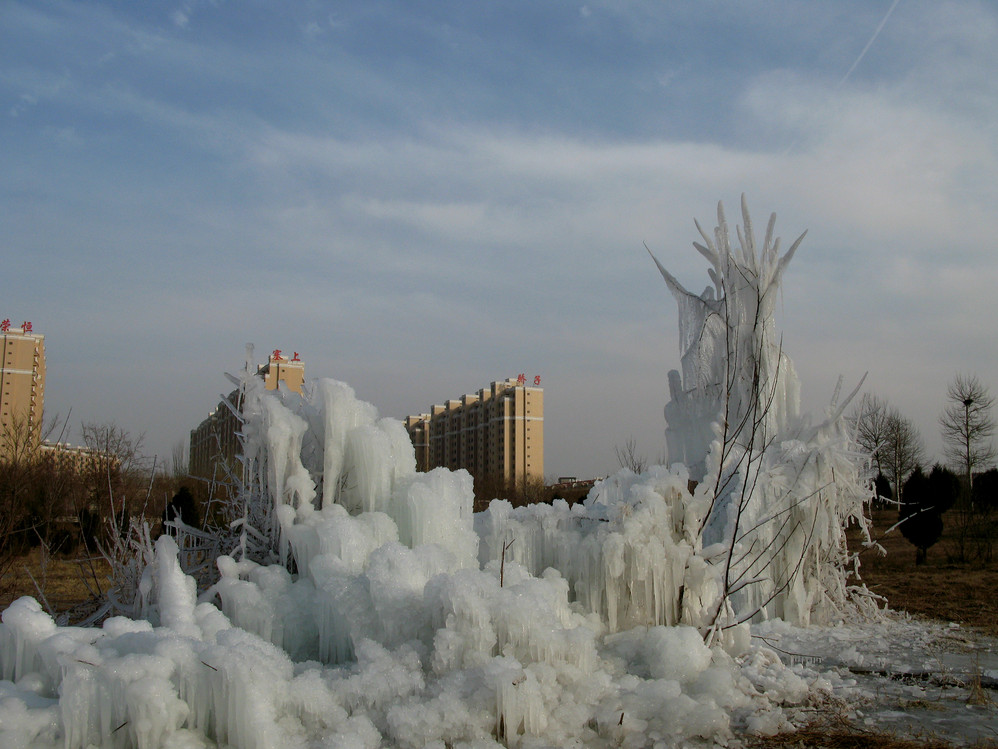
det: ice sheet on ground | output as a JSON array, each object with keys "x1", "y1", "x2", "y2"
[{"x1": 755, "y1": 616, "x2": 998, "y2": 746}]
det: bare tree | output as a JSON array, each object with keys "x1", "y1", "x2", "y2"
[
  {"x1": 0, "y1": 413, "x2": 84, "y2": 606},
  {"x1": 880, "y1": 409, "x2": 925, "y2": 504},
  {"x1": 73, "y1": 422, "x2": 157, "y2": 574},
  {"x1": 614, "y1": 437, "x2": 648, "y2": 474},
  {"x1": 939, "y1": 374, "x2": 996, "y2": 561},
  {"x1": 852, "y1": 393, "x2": 891, "y2": 479},
  {"x1": 472, "y1": 471, "x2": 549, "y2": 511},
  {"x1": 170, "y1": 439, "x2": 189, "y2": 481},
  {"x1": 0, "y1": 414, "x2": 41, "y2": 594},
  {"x1": 852, "y1": 395, "x2": 924, "y2": 504},
  {"x1": 939, "y1": 373, "x2": 996, "y2": 494},
  {"x1": 80, "y1": 422, "x2": 149, "y2": 509}
]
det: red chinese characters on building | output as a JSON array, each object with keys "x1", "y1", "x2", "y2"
[
  {"x1": 271, "y1": 349, "x2": 283, "y2": 361},
  {"x1": 21, "y1": 321, "x2": 32, "y2": 333},
  {"x1": 292, "y1": 352, "x2": 300, "y2": 361},
  {"x1": 514, "y1": 373, "x2": 542, "y2": 386},
  {"x1": 0, "y1": 319, "x2": 9, "y2": 333}
]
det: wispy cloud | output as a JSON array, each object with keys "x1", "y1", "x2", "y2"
[{"x1": 2, "y1": 0, "x2": 996, "y2": 474}]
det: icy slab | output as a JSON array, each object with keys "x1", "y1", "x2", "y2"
[
  {"x1": 393, "y1": 467, "x2": 478, "y2": 569},
  {"x1": 755, "y1": 616, "x2": 998, "y2": 746},
  {"x1": 0, "y1": 597, "x2": 58, "y2": 685}
]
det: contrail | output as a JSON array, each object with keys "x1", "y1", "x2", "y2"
[
  {"x1": 838, "y1": 0, "x2": 902, "y2": 87},
  {"x1": 783, "y1": 0, "x2": 902, "y2": 155}
]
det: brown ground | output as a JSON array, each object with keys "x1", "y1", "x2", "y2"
[
  {"x1": 749, "y1": 727, "x2": 994, "y2": 749},
  {"x1": 0, "y1": 547, "x2": 111, "y2": 618},
  {"x1": 849, "y1": 508, "x2": 998, "y2": 637}
]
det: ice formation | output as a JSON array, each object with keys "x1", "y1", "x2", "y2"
[
  {"x1": 0, "y1": 198, "x2": 879, "y2": 748},
  {"x1": 481, "y1": 197, "x2": 873, "y2": 638},
  {"x1": 648, "y1": 197, "x2": 873, "y2": 632}
]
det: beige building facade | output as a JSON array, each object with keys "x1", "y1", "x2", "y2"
[
  {"x1": 405, "y1": 377, "x2": 544, "y2": 489},
  {"x1": 189, "y1": 350, "x2": 305, "y2": 484},
  {"x1": 1, "y1": 320, "x2": 46, "y2": 454},
  {"x1": 0, "y1": 320, "x2": 112, "y2": 473},
  {"x1": 259, "y1": 349, "x2": 305, "y2": 393}
]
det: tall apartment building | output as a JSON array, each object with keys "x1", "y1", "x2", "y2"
[
  {"x1": 1, "y1": 319, "x2": 113, "y2": 478},
  {"x1": 189, "y1": 350, "x2": 305, "y2": 483},
  {"x1": 405, "y1": 376, "x2": 544, "y2": 489},
  {"x1": 0, "y1": 319, "x2": 46, "y2": 454}
]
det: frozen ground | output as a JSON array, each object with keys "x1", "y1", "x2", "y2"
[{"x1": 757, "y1": 615, "x2": 998, "y2": 746}]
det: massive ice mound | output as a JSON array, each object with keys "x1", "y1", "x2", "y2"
[{"x1": 0, "y1": 197, "x2": 877, "y2": 748}]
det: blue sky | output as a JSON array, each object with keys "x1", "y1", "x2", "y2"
[{"x1": 3, "y1": 0, "x2": 997, "y2": 479}]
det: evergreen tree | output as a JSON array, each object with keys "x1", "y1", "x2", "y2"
[
  {"x1": 874, "y1": 472, "x2": 892, "y2": 508},
  {"x1": 972, "y1": 468, "x2": 998, "y2": 512},
  {"x1": 927, "y1": 464, "x2": 960, "y2": 515},
  {"x1": 899, "y1": 467, "x2": 943, "y2": 565},
  {"x1": 163, "y1": 486, "x2": 200, "y2": 529}
]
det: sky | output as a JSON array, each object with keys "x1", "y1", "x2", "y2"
[{"x1": 2, "y1": 0, "x2": 997, "y2": 481}]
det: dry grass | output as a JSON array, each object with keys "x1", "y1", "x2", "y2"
[
  {"x1": 849, "y1": 509, "x2": 998, "y2": 638},
  {"x1": 0, "y1": 546, "x2": 111, "y2": 618},
  {"x1": 748, "y1": 725, "x2": 995, "y2": 749}
]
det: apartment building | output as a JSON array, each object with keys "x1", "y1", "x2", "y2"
[
  {"x1": 405, "y1": 376, "x2": 544, "y2": 489},
  {"x1": 189, "y1": 350, "x2": 305, "y2": 483},
  {"x1": 0, "y1": 319, "x2": 46, "y2": 454},
  {"x1": 0, "y1": 319, "x2": 116, "y2": 479}
]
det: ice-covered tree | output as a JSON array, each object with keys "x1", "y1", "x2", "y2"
[
  {"x1": 853, "y1": 394, "x2": 891, "y2": 479},
  {"x1": 650, "y1": 195, "x2": 873, "y2": 636}
]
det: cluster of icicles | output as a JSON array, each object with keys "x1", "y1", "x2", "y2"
[
  {"x1": 0, "y1": 374, "x2": 869, "y2": 748},
  {"x1": 0, "y1": 199, "x2": 877, "y2": 747}
]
